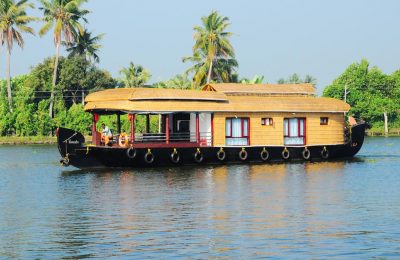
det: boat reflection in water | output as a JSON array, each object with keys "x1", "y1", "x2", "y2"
[{"x1": 58, "y1": 159, "x2": 363, "y2": 257}]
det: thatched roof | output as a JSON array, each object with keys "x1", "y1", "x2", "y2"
[
  {"x1": 85, "y1": 88, "x2": 228, "y2": 102},
  {"x1": 84, "y1": 87, "x2": 349, "y2": 114},
  {"x1": 202, "y1": 83, "x2": 316, "y2": 96}
]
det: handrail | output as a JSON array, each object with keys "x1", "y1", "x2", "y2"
[{"x1": 110, "y1": 132, "x2": 212, "y2": 146}]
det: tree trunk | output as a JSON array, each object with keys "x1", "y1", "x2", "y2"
[
  {"x1": 206, "y1": 59, "x2": 213, "y2": 84},
  {"x1": 49, "y1": 42, "x2": 61, "y2": 118},
  {"x1": 6, "y1": 48, "x2": 13, "y2": 113},
  {"x1": 384, "y1": 111, "x2": 388, "y2": 136}
]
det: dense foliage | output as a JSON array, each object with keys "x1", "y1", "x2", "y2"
[
  {"x1": 0, "y1": 5, "x2": 397, "y2": 137},
  {"x1": 0, "y1": 56, "x2": 115, "y2": 136},
  {"x1": 323, "y1": 59, "x2": 400, "y2": 132}
]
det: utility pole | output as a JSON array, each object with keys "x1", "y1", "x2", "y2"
[
  {"x1": 82, "y1": 89, "x2": 85, "y2": 105},
  {"x1": 344, "y1": 84, "x2": 350, "y2": 103}
]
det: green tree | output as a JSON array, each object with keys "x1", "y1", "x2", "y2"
[
  {"x1": 27, "y1": 56, "x2": 116, "y2": 107},
  {"x1": 153, "y1": 74, "x2": 192, "y2": 89},
  {"x1": 183, "y1": 11, "x2": 237, "y2": 87},
  {"x1": 38, "y1": 0, "x2": 89, "y2": 118},
  {"x1": 120, "y1": 62, "x2": 151, "y2": 87},
  {"x1": 0, "y1": 0, "x2": 35, "y2": 112},
  {"x1": 241, "y1": 75, "x2": 265, "y2": 84},
  {"x1": 65, "y1": 28, "x2": 103, "y2": 63},
  {"x1": 277, "y1": 73, "x2": 316, "y2": 85},
  {"x1": 323, "y1": 59, "x2": 399, "y2": 134}
]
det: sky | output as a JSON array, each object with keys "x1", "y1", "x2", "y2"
[{"x1": 1, "y1": 0, "x2": 400, "y2": 93}]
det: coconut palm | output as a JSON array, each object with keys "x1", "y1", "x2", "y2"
[
  {"x1": 241, "y1": 75, "x2": 265, "y2": 84},
  {"x1": 304, "y1": 74, "x2": 317, "y2": 85},
  {"x1": 0, "y1": 1, "x2": 6, "y2": 74},
  {"x1": 65, "y1": 29, "x2": 103, "y2": 63},
  {"x1": 183, "y1": 47, "x2": 238, "y2": 87},
  {"x1": 153, "y1": 74, "x2": 192, "y2": 89},
  {"x1": 120, "y1": 62, "x2": 151, "y2": 88},
  {"x1": 184, "y1": 11, "x2": 237, "y2": 87},
  {"x1": 38, "y1": 0, "x2": 88, "y2": 118},
  {"x1": 0, "y1": 0, "x2": 36, "y2": 112}
]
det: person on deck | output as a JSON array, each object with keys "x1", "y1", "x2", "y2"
[{"x1": 101, "y1": 123, "x2": 113, "y2": 139}]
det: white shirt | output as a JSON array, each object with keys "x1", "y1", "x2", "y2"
[{"x1": 102, "y1": 126, "x2": 112, "y2": 137}]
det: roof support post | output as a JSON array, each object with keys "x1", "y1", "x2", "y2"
[
  {"x1": 166, "y1": 114, "x2": 170, "y2": 144},
  {"x1": 117, "y1": 114, "x2": 121, "y2": 134},
  {"x1": 196, "y1": 113, "x2": 200, "y2": 145},
  {"x1": 211, "y1": 113, "x2": 214, "y2": 147},
  {"x1": 130, "y1": 114, "x2": 135, "y2": 144},
  {"x1": 146, "y1": 114, "x2": 150, "y2": 133},
  {"x1": 92, "y1": 114, "x2": 97, "y2": 145}
]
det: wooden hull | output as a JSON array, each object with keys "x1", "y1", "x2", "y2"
[{"x1": 57, "y1": 124, "x2": 366, "y2": 169}]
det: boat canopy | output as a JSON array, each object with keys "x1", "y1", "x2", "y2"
[
  {"x1": 84, "y1": 86, "x2": 350, "y2": 114},
  {"x1": 202, "y1": 83, "x2": 316, "y2": 96}
]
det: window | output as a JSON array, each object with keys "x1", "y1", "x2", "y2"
[
  {"x1": 320, "y1": 117, "x2": 329, "y2": 125},
  {"x1": 261, "y1": 118, "x2": 273, "y2": 126},
  {"x1": 226, "y1": 118, "x2": 249, "y2": 146},
  {"x1": 284, "y1": 118, "x2": 306, "y2": 145}
]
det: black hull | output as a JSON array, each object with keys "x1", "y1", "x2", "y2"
[{"x1": 57, "y1": 123, "x2": 366, "y2": 169}]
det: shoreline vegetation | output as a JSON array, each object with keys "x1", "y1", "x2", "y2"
[{"x1": 1, "y1": 2, "x2": 399, "y2": 140}]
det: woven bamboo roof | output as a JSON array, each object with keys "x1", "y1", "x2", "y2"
[
  {"x1": 86, "y1": 88, "x2": 228, "y2": 102},
  {"x1": 202, "y1": 83, "x2": 316, "y2": 96},
  {"x1": 85, "y1": 87, "x2": 349, "y2": 113}
]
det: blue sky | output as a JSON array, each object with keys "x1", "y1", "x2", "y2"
[{"x1": 1, "y1": 0, "x2": 400, "y2": 93}]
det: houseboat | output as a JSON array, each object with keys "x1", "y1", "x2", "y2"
[{"x1": 57, "y1": 83, "x2": 366, "y2": 169}]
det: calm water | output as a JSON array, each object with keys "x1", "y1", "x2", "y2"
[{"x1": 0, "y1": 138, "x2": 400, "y2": 259}]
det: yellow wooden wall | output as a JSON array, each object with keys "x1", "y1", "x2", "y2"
[{"x1": 213, "y1": 112, "x2": 345, "y2": 146}]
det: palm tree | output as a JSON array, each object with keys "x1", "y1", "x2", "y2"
[
  {"x1": 303, "y1": 74, "x2": 317, "y2": 85},
  {"x1": 0, "y1": 0, "x2": 35, "y2": 112},
  {"x1": 241, "y1": 75, "x2": 265, "y2": 84},
  {"x1": 183, "y1": 47, "x2": 238, "y2": 87},
  {"x1": 38, "y1": 0, "x2": 88, "y2": 118},
  {"x1": 277, "y1": 73, "x2": 317, "y2": 85},
  {"x1": 120, "y1": 62, "x2": 151, "y2": 88},
  {"x1": 184, "y1": 11, "x2": 237, "y2": 87},
  {"x1": 0, "y1": 1, "x2": 6, "y2": 75},
  {"x1": 65, "y1": 29, "x2": 103, "y2": 63},
  {"x1": 153, "y1": 74, "x2": 192, "y2": 89}
]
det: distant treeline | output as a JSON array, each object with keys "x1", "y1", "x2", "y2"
[
  {"x1": 0, "y1": 1, "x2": 396, "y2": 136},
  {"x1": 323, "y1": 59, "x2": 400, "y2": 133}
]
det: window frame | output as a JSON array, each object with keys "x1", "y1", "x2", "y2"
[
  {"x1": 261, "y1": 117, "x2": 273, "y2": 126},
  {"x1": 225, "y1": 117, "x2": 250, "y2": 145},
  {"x1": 320, "y1": 117, "x2": 329, "y2": 125},
  {"x1": 284, "y1": 118, "x2": 306, "y2": 145}
]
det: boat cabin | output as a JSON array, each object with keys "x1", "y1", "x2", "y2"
[{"x1": 84, "y1": 83, "x2": 350, "y2": 149}]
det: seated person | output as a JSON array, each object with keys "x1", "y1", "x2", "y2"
[{"x1": 101, "y1": 123, "x2": 113, "y2": 141}]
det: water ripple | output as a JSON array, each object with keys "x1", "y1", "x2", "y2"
[{"x1": 0, "y1": 139, "x2": 400, "y2": 258}]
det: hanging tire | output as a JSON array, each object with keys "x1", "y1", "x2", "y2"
[
  {"x1": 126, "y1": 147, "x2": 136, "y2": 159},
  {"x1": 260, "y1": 148, "x2": 269, "y2": 161},
  {"x1": 321, "y1": 147, "x2": 329, "y2": 159},
  {"x1": 194, "y1": 149, "x2": 203, "y2": 163},
  {"x1": 302, "y1": 148, "x2": 311, "y2": 160},
  {"x1": 217, "y1": 148, "x2": 226, "y2": 161},
  {"x1": 239, "y1": 148, "x2": 248, "y2": 161},
  {"x1": 171, "y1": 149, "x2": 180, "y2": 164},
  {"x1": 282, "y1": 148, "x2": 290, "y2": 160},
  {"x1": 144, "y1": 149, "x2": 155, "y2": 164}
]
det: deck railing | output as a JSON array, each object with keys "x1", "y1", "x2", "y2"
[{"x1": 112, "y1": 132, "x2": 212, "y2": 146}]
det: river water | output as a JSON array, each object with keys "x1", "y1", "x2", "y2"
[{"x1": 0, "y1": 137, "x2": 399, "y2": 259}]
